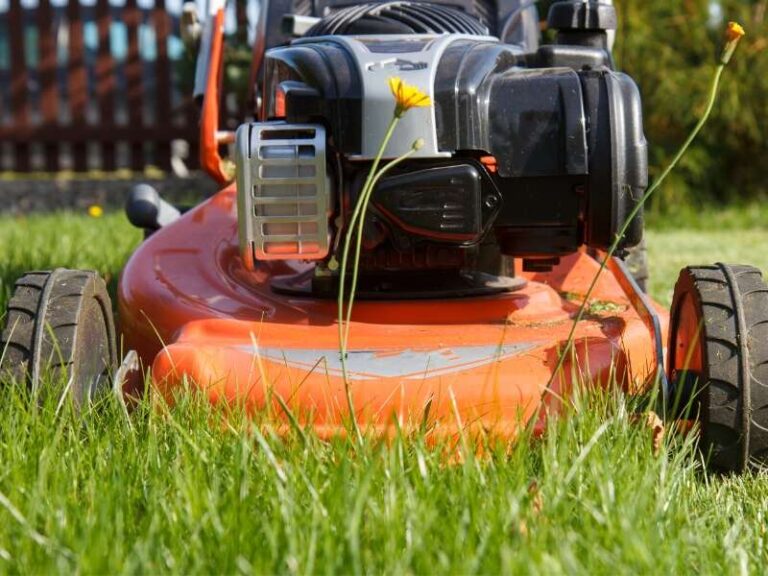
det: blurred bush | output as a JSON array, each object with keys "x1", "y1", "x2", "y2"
[{"x1": 613, "y1": 0, "x2": 767, "y2": 211}]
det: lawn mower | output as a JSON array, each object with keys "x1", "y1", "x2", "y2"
[{"x1": 3, "y1": 0, "x2": 767, "y2": 473}]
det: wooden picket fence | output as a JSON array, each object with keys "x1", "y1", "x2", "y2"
[{"x1": 0, "y1": 0, "x2": 205, "y2": 173}]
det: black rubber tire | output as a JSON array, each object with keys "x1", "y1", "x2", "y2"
[
  {"x1": 623, "y1": 237, "x2": 649, "y2": 293},
  {"x1": 0, "y1": 269, "x2": 117, "y2": 407},
  {"x1": 668, "y1": 264, "x2": 768, "y2": 473}
]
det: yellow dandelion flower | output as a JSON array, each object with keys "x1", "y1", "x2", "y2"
[
  {"x1": 88, "y1": 204, "x2": 104, "y2": 218},
  {"x1": 725, "y1": 21, "x2": 745, "y2": 42},
  {"x1": 388, "y1": 76, "x2": 431, "y2": 117},
  {"x1": 721, "y1": 21, "x2": 746, "y2": 64}
]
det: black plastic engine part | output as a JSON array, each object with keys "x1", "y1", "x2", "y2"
[
  {"x1": 252, "y1": 0, "x2": 541, "y2": 118},
  {"x1": 580, "y1": 69, "x2": 647, "y2": 249},
  {"x1": 305, "y1": 1, "x2": 489, "y2": 36},
  {"x1": 273, "y1": 267, "x2": 525, "y2": 299},
  {"x1": 259, "y1": 0, "x2": 536, "y2": 50},
  {"x1": 266, "y1": 34, "x2": 646, "y2": 258},
  {"x1": 125, "y1": 184, "x2": 182, "y2": 236},
  {"x1": 547, "y1": 0, "x2": 616, "y2": 51},
  {"x1": 371, "y1": 163, "x2": 501, "y2": 245},
  {"x1": 548, "y1": 1, "x2": 617, "y2": 32},
  {"x1": 522, "y1": 258, "x2": 561, "y2": 273},
  {"x1": 259, "y1": 0, "x2": 646, "y2": 277},
  {"x1": 530, "y1": 44, "x2": 611, "y2": 70}
]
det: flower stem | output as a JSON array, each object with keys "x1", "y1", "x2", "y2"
[
  {"x1": 547, "y1": 63, "x2": 726, "y2": 391},
  {"x1": 337, "y1": 114, "x2": 400, "y2": 445},
  {"x1": 343, "y1": 149, "x2": 418, "y2": 347}
]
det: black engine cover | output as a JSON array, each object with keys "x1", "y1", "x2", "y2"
[
  {"x1": 261, "y1": 5, "x2": 647, "y2": 261},
  {"x1": 372, "y1": 163, "x2": 501, "y2": 245}
]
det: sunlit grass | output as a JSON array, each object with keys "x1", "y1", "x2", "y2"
[
  {"x1": 0, "y1": 212, "x2": 140, "y2": 311},
  {"x1": 647, "y1": 229, "x2": 768, "y2": 307},
  {"x1": 1, "y1": 379, "x2": 763, "y2": 574},
  {"x1": 1, "y1": 206, "x2": 767, "y2": 573}
]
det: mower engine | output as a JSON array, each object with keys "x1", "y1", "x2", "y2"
[{"x1": 235, "y1": 0, "x2": 647, "y2": 296}]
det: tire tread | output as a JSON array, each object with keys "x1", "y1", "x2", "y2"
[
  {"x1": 1, "y1": 270, "x2": 116, "y2": 402},
  {"x1": 671, "y1": 264, "x2": 768, "y2": 472}
]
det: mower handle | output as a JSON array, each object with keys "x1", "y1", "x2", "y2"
[{"x1": 194, "y1": 0, "x2": 234, "y2": 184}]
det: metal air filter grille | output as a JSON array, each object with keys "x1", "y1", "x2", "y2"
[{"x1": 236, "y1": 123, "x2": 330, "y2": 262}]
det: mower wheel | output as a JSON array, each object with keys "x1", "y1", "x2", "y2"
[
  {"x1": 0, "y1": 269, "x2": 117, "y2": 406},
  {"x1": 668, "y1": 264, "x2": 768, "y2": 472}
]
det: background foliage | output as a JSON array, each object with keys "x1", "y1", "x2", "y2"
[{"x1": 612, "y1": 0, "x2": 767, "y2": 210}]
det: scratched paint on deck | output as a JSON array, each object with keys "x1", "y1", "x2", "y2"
[{"x1": 237, "y1": 343, "x2": 542, "y2": 380}]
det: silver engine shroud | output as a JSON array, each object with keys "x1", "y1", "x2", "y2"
[
  {"x1": 235, "y1": 34, "x2": 490, "y2": 265},
  {"x1": 235, "y1": 29, "x2": 647, "y2": 265},
  {"x1": 236, "y1": 122, "x2": 331, "y2": 264},
  {"x1": 291, "y1": 34, "x2": 493, "y2": 160}
]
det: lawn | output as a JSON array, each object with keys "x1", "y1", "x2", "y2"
[
  {"x1": 646, "y1": 203, "x2": 768, "y2": 307},
  {"x1": 0, "y1": 207, "x2": 767, "y2": 573}
]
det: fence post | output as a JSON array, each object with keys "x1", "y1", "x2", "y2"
[
  {"x1": 154, "y1": 0, "x2": 172, "y2": 170},
  {"x1": 96, "y1": 0, "x2": 116, "y2": 171},
  {"x1": 67, "y1": 0, "x2": 88, "y2": 171},
  {"x1": 125, "y1": 0, "x2": 144, "y2": 171},
  {"x1": 2, "y1": 0, "x2": 203, "y2": 174},
  {"x1": 9, "y1": 0, "x2": 30, "y2": 172},
  {"x1": 38, "y1": 0, "x2": 60, "y2": 172}
]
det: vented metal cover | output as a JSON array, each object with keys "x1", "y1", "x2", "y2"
[
  {"x1": 305, "y1": 1, "x2": 490, "y2": 37},
  {"x1": 236, "y1": 122, "x2": 330, "y2": 264}
]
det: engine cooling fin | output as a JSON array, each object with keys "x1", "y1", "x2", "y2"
[{"x1": 306, "y1": 1, "x2": 489, "y2": 36}]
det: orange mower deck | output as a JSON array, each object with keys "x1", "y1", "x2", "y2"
[{"x1": 118, "y1": 185, "x2": 669, "y2": 438}]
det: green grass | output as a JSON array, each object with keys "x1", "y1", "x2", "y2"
[
  {"x1": 1, "y1": 206, "x2": 768, "y2": 573},
  {"x1": 0, "y1": 384, "x2": 757, "y2": 574},
  {"x1": 646, "y1": 203, "x2": 768, "y2": 306},
  {"x1": 0, "y1": 212, "x2": 141, "y2": 312},
  {"x1": 648, "y1": 228, "x2": 768, "y2": 307}
]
